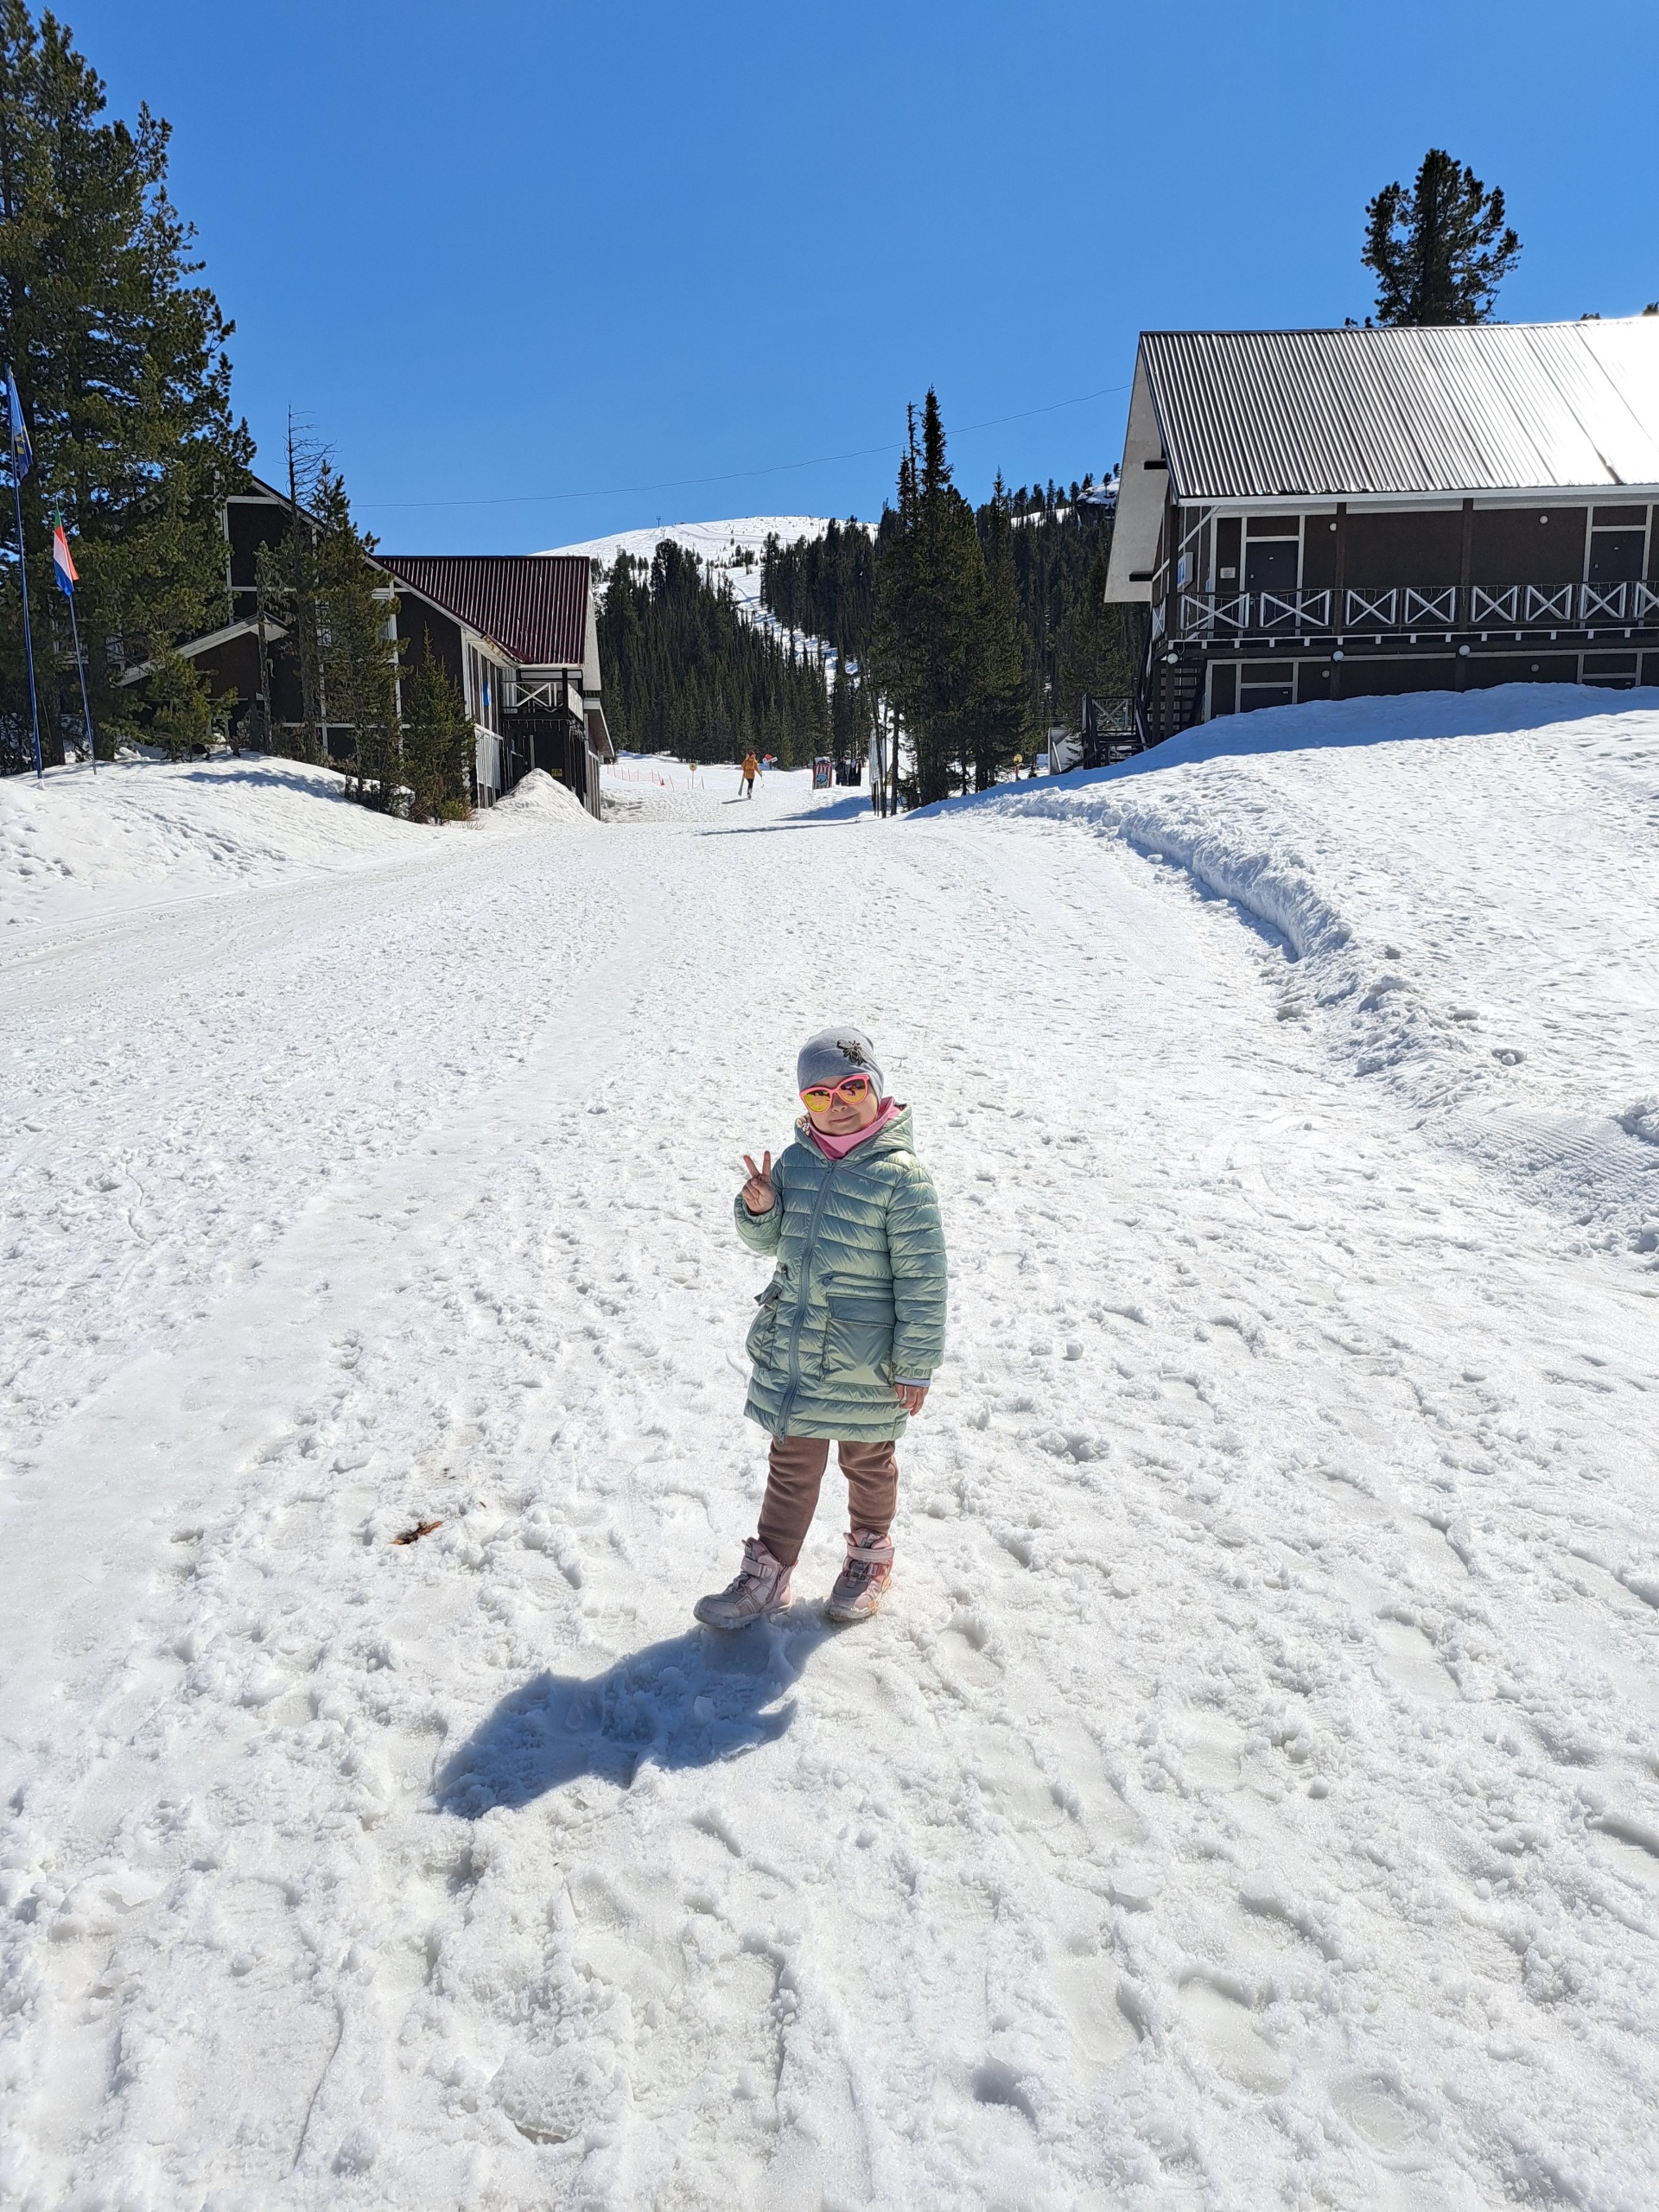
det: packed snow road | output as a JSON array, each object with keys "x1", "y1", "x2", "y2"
[{"x1": 2, "y1": 723, "x2": 1656, "y2": 2210}]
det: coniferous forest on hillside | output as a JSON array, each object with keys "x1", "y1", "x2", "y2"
[
  {"x1": 600, "y1": 396, "x2": 1144, "y2": 804},
  {"x1": 596, "y1": 540, "x2": 833, "y2": 767}
]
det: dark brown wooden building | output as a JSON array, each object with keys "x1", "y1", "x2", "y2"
[
  {"x1": 1106, "y1": 319, "x2": 1659, "y2": 743},
  {"x1": 372, "y1": 553, "x2": 611, "y2": 815},
  {"x1": 165, "y1": 477, "x2": 612, "y2": 816}
]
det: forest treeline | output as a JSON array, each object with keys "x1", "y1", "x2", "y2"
[
  {"x1": 769, "y1": 395, "x2": 1141, "y2": 801},
  {"x1": 596, "y1": 538, "x2": 840, "y2": 766},
  {"x1": 600, "y1": 397, "x2": 1141, "y2": 804}
]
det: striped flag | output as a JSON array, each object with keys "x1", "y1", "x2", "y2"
[
  {"x1": 52, "y1": 523, "x2": 77, "y2": 595},
  {"x1": 4, "y1": 366, "x2": 31, "y2": 480}
]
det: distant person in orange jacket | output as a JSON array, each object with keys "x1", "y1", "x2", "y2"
[{"x1": 741, "y1": 752, "x2": 759, "y2": 798}]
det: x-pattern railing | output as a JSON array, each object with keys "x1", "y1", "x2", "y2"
[
  {"x1": 1403, "y1": 586, "x2": 1457, "y2": 626},
  {"x1": 1470, "y1": 586, "x2": 1517, "y2": 624},
  {"x1": 1174, "y1": 579, "x2": 1659, "y2": 637},
  {"x1": 1256, "y1": 588, "x2": 1332, "y2": 630}
]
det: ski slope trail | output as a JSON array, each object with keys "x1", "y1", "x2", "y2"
[{"x1": 2, "y1": 732, "x2": 1656, "y2": 2209}]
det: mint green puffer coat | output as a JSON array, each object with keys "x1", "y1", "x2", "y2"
[{"x1": 734, "y1": 1104, "x2": 947, "y2": 1441}]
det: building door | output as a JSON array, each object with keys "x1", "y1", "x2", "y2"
[
  {"x1": 1587, "y1": 505, "x2": 1649, "y2": 582},
  {"x1": 1244, "y1": 533, "x2": 1300, "y2": 596},
  {"x1": 1244, "y1": 519, "x2": 1301, "y2": 629}
]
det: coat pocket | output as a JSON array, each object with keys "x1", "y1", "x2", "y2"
[
  {"x1": 822, "y1": 1288, "x2": 896, "y2": 1388},
  {"x1": 746, "y1": 1279, "x2": 784, "y2": 1364}
]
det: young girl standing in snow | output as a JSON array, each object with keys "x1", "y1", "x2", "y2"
[{"x1": 696, "y1": 1028, "x2": 947, "y2": 1630}]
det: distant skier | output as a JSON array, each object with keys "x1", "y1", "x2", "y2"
[
  {"x1": 741, "y1": 750, "x2": 759, "y2": 798},
  {"x1": 696, "y1": 1028, "x2": 947, "y2": 1629}
]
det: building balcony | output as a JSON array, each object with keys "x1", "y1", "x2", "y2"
[{"x1": 1173, "y1": 579, "x2": 1659, "y2": 641}]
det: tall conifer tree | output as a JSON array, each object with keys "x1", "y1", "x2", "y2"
[
  {"x1": 0, "y1": 2, "x2": 251, "y2": 769},
  {"x1": 1363, "y1": 150, "x2": 1521, "y2": 325}
]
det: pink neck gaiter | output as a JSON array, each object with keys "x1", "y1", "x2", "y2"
[{"x1": 809, "y1": 1096, "x2": 902, "y2": 1160}]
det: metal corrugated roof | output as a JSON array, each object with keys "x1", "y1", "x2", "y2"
[
  {"x1": 373, "y1": 554, "x2": 590, "y2": 667},
  {"x1": 1141, "y1": 320, "x2": 1659, "y2": 502}
]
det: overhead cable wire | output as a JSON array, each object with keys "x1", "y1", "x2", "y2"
[{"x1": 354, "y1": 380, "x2": 1132, "y2": 512}]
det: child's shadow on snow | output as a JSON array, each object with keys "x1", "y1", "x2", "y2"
[{"x1": 435, "y1": 1609, "x2": 834, "y2": 1813}]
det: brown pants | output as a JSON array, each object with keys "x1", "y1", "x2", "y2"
[{"x1": 758, "y1": 1437, "x2": 898, "y2": 1569}]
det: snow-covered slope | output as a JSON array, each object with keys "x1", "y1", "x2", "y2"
[
  {"x1": 544, "y1": 515, "x2": 862, "y2": 640},
  {"x1": 3, "y1": 696, "x2": 1657, "y2": 2209},
  {"x1": 954, "y1": 685, "x2": 1659, "y2": 1258},
  {"x1": 542, "y1": 515, "x2": 836, "y2": 572}
]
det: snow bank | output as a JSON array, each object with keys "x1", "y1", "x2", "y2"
[
  {"x1": 0, "y1": 755, "x2": 424, "y2": 931},
  {"x1": 953, "y1": 688, "x2": 1659, "y2": 1257},
  {"x1": 474, "y1": 766, "x2": 598, "y2": 835},
  {"x1": 2, "y1": 756, "x2": 601, "y2": 933}
]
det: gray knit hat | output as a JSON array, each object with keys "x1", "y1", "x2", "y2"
[{"x1": 797, "y1": 1026, "x2": 884, "y2": 1095}]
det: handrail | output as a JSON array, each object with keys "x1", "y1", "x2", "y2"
[{"x1": 1175, "y1": 579, "x2": 1659, "y2": 637}]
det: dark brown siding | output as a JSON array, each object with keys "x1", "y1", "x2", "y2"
[
  {"x1": 1334, "y1": 655, "x2": 1459, "y2": 696},
  {"x1": 1463, "y1": 653, "x2": 1580, "y2": 687},
  {"x1": 1300, "y1": 517, "x2": 1339, "y2": 588},
  {"x1": 1469, "y1": 506, "x2": 1586, "y2": 586},
  {"x1": 226, "y1": 496, "x2": 294, "y2": 598},
  {"x1": 1297, "y1": 659, "x2": 1335, "y2": 702},
  {"x1": 1343, "y1": 511, "x2": 1464, "y2": 587},
  {"x1": 1214, "y1": 517, "x2": 1241, "y2": 587},
  {"x1": 189, "y1": 632, "x2": 264, "y2": 708},
  {"x1": 397, "y1": 600, "x2": 465, "y2": 691}
]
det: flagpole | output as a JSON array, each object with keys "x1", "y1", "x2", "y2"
[
  {"x1": 54, "y1": 510, "x2": 96, "y2": 772},
  {"x1": 66, "y1": 577, "x2": 94, "y2": 773},
  {"x1": 10, "y1": 454, "x2": 41, "y2": 783}
]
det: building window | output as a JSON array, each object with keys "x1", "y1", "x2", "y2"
[
  {"x1": 1239, "y1": 660, "x2": 1294, "y2": 713},
  {"x1": 1583, "y1": 649, "x2": 1639, "y2": 689}
]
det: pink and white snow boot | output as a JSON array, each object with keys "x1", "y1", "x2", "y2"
[
  {"x1": 694, "y1": 1537, "x2": 792, "y2": 1630},
  {"x1": 824, "y1": 1529, "x2": 893, "y2": 1624}
]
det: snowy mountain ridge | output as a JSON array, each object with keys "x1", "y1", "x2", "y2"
[{"x1": 541, "y1": 514, "x2": 840, "y2": 571}]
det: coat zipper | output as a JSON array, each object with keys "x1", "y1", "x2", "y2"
[{"x1": 776, "y1": 1154, "x2": 840, "y2": 1433}]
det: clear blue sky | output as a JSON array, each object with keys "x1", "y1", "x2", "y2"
[{"x1": 68, "y1": 0, "x2": 1659, "y2": 553}]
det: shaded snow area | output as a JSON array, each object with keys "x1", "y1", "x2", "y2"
[{"x1": 2, "y1": 699, "x2": 1657, "y2": 2209}]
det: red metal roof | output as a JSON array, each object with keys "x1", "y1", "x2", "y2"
[{"x1": 373, "y1": 553, "x2": 590, "y2": 667}]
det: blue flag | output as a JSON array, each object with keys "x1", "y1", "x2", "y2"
[{"x1": 6, "y1": 367, "x2": 32, "y2": 481}]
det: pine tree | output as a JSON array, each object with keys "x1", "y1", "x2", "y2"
[
  {"x1": 967, "y1": 474, "x2": 1027, "y2": 791},
  {"x1": 1363, "y1": 149, "x2": 1521, "y2": 326},
  {"x1": 401, "y1": 651, "x2": 472, "y2": 821},
  {"x1": 871, "y1": 391, "x2": 988, "y2": 805},
  {"x1": 143, "y1": 645, "x2": 213, "y2": 760},
  {"x1": 312, "y1": 472, "x2": 400, "y2": 806},
  {"x1": 0, "y1": 2, "x2": 251, "y2": 771}
]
